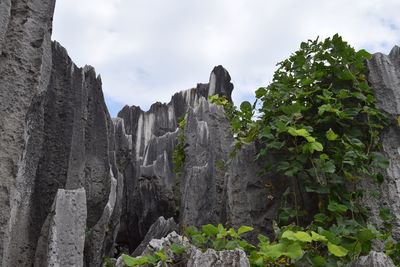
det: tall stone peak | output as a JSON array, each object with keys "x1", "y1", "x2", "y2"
[{"x1": 209, "y1": 65, "x2": 234, "y2": 101}]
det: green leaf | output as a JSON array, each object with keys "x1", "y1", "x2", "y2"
[
  {"x1": 259, "y1": 243, "x2": 285, "y2": 259},
  {"x1": 370, "y1": 152, "x2": 389, "y2": 169},
  {"x1": 255, "y1": 87, "x2": 267, "y2": 98},
  {"x1": 191, "y1": 234, "x2": 206, "y2": 247},
  {"x1": 311, "y1": 255, "x2": 327, "y2": 266},
  {"x1": 322, "y1": 160, "x2": 336, "y2": 173},
  {"x1": 357, "y1": 228, "x2": 376, "y2": 242},
  {"x1": 225, "y1": 240, "x2": 239, "y2": 250},
  {"x1": 213, "y1": 239, "x2": 227, "y2": 251},
  {"x1": 311, "y1": 142, "x2": 323, "y2": 152},
  {"x1": 328, "y1": 242, "x2": 348, "y2": 257},
  {"x1": 258, "y1": 234, "x2": 270, "y2": 244},
  {"x1": 282, "y1": 230, "x2": 312, "y2": 242},
  {"x1": 171, "y1": 243, "x2": 186, "y2": 255},
  {"x1": 155, "y1": 250, "x2": 168, "y2": 262},
  {"x1": 122, "y1": 254, "x2": 140, "y2": 267},
  {"x1": 284, "y1": 242, "x2": 303, "y2": 259},
  {"x1": 318, "y1": 104, "x2": 333, "y2": 115},
  {"x1": 303, "y1": 142, "x2": 324, "y2": 153},
  {"x1": 294, "y1": 231, "x2": 312, "y2": 243},
  {"x1": 288, "y1": 127, "x2": 310, "y2": 138},
  {"x1": 240, "y1": 101, "x2": 252, "y2": 113},
  {"x1": 326, "y1": 128, "x2": 338, "y2": 141},
  {"x1": 314, "y1": 213, "x2": 329, "y2": 223},
  {"x1": 281, "y1": 230, "x2": 297, "y2": 241},
  {"x1": 146, "y1": 254, "x2": 160, "y2": 265},
  {"x1": 227, "y1": 228, "x2": 239, "y2": 238},
  {"x1": 328, "y1": 201, "x2": 348, "y2": 214},
  {"x1": 185, "y1": 226, "x2": 199, "y2": 237},
  {"x1": 202, "y1": 224, "x2": 219, "y2": 236},
  {"x1": 311, "y1": 231, "x2": 328, "y2": 242},
  {"x1": 379, "y1": 207, "x2": 395, "y2": 222},
  {"x1": 356, "y1": 49, "x2": 372, "y2": 60},
  {"x1": 319, "y1": 229, "x2": 341, "y2": 245},
  {"x1": 306, "y1": 136, "x2": 316, "y2": 142},
  {"x1": 216, "y1": 224, "x2": 228, "y2": 238},
  {"x1": 238, "y1": 226, "x2": 254, "y2": 236}
]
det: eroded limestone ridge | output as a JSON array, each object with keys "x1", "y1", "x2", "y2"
[{"x1": 0, "y1": 1, "x2": 400, "y2": 267}]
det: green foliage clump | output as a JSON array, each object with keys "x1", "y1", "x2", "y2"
[
  {"x1": 211, "y1": 34, "x2": 400, "y2": 265},
  {"x1": 121, "y1": 250, "x2": 169, "y2": 267},
  {"x1": 184, "y1": 224, "x2": 255, "y2": 251},
  {"x1": 172, "y1": 115, "x2": 187, "y2": 177}
]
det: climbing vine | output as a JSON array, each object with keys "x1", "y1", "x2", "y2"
[
  {"x1": 210, "y1": 34, "x2": 399, "y2": 265},
  {"x1": 172, "y1": 115, "x2": 187, "y2": 177},
  {"x1": 112, "y1": 35, "x2": 400, "y2": 267}
]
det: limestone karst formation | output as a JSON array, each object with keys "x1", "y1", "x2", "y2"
[{"x1": 0, "y1": 0, "x2": 400, "y2": 266}]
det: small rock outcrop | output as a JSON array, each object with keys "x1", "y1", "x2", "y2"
[
  {"x1": 132, "y1": 216, "x2": 178, "y2": 257},
  {"x1": 116, "y1": 232, "x2": 250, "y2": 267}
]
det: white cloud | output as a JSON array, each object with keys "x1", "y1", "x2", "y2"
[{"x1": 52, "y1": 0, "x2": 400, "y2": 116}]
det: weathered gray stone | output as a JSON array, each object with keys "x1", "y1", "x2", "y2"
[
  {"x1": 0, "y1": 0, "x2": 10, "y2": 50},
  {"x1": 132, "y1": 216, "x2": 178, "y2": 257},
  {"x1": 2, "y1": 2, "x2": 400, "y2": 266},
  {"x1": 180, "y1": 97, "x2": 234, "y2": 226},
  {"x1": 34, "y1": 188, "x2": 87, "y2": 267},
  {"x1": 0, "y1": 2, "x2": 121, "y2": 265},
  {"x1": 0, "y1": 0, "x2": 55, "y2": 265},
  {"x1": 84, "y1": 173, "x2": 119, "y2": 267},
  {"x1": 352, "y1": 251, "x2": 396, "y2": 267},
  {"x1": 116, "y1": 232, "x2": 250, "y2": 267},
  {"x1": 367, "y1": 47, "x2": 400, "y2": 238},
  {"x1": 187, "y1": 248, "x2": 250, "y2": 267},
  {"x1": 224, "y1": 144, "x2": 290, "y2": 241},
  {"x1": 114, "y1": 66, "x2": 234, "y2": 251}
]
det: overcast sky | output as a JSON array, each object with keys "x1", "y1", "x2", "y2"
[{"x1": 52, "y1": 0, "x2": 400, "y2": 117}]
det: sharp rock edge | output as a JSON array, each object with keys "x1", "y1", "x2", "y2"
[{"x1": 0, "y1": 1, "x2": 400, "y2": 266}]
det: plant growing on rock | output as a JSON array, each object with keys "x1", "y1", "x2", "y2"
[
  {"x1": 172, "y1": 115, "x2": 187, "y2": 177},
  {"x1": 117, "y1": 35, "x2": 399, "y2": 267},
  {"x1": 211, "y1": 34, "x2": 400, "y2": 265}
]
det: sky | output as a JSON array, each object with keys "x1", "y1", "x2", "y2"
[{"x1": 52, "y1": 0, "x2": 400, "y2": 117}]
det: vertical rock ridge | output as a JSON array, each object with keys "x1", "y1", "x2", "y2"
[
  {"x1": 367, "y1": 47, "x2": 400, "y2": 239},
  {"x1": 114, "y1": 66, "x2": 235, "y2": 251},
  {"x1": 0, "y1": 0, "x2": 56, "y2": 265}
]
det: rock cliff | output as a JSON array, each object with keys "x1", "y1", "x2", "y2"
[
  {"x1": 0, "y1": 1, "x2": 400, "y2": 266},
  {"x1": 0, "y1": 1, "x2": 120, "y2": 266}
]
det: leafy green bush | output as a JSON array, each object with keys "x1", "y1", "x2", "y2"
[
  {"x1": 211, "y1": 34, "x2": 400, "y2": 265},
  {"x1": 121, "y1": 250, "x2": 169, "y2": 267},
  {"x1": 184, "y1": 224, "x2": 255, "y2": 251}
]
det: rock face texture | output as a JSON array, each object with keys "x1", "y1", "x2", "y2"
[
  {"x1": 0, "y1": 0, "x2": 55, "y2": 264},
  {"x1": 34, "y1": 188, "x2": 87, "y2": 267},
  {"x1": 116, "y1": 232, "x2": 250, "y2": 267},
  {"x1": 132, "y1": 216, "x2": 178, "y2": 257},
  {"x1": 0, "y1": 1, "x2": 120, "y2": 266},
  {"x1": 114, "y1": 65, "x2": 235, "y2": 251},
  {"x1": 352, "y1": 251, "x2": 396, "y2": 267},
  {"x1": 367, "y1": 47, "x2": 400, "y2": 238},
  {"x1": 1, "y1": 1, "x2": 400, "y2": 266}
]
